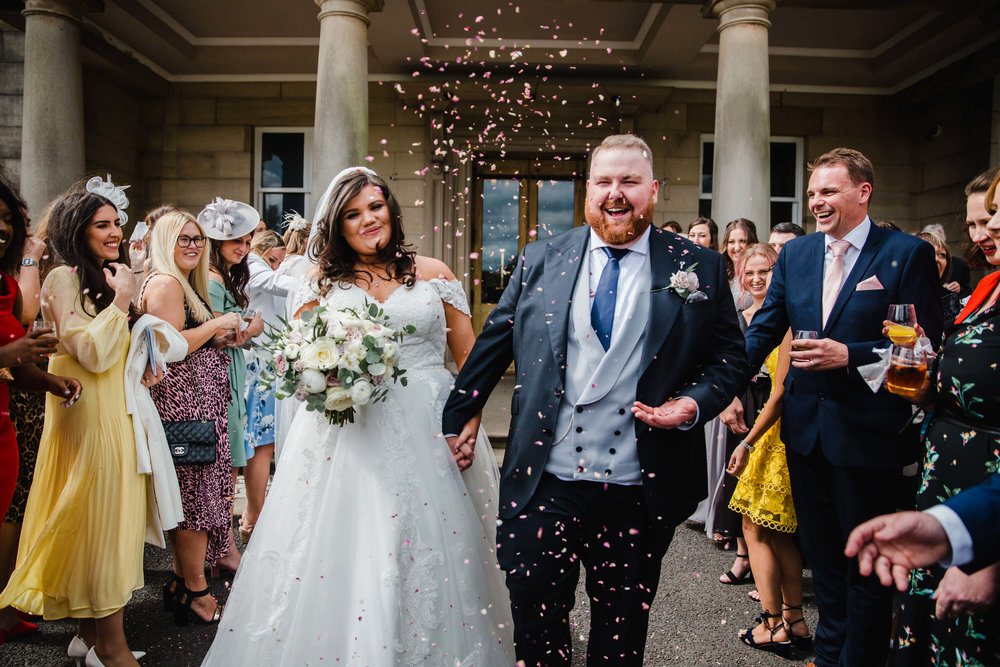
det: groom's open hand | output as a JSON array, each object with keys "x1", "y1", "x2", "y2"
[
  {"x1": 631, "y1": 397, "x2": 698, "y2": 430},
  {"x1": 445, "y1": 414, "x2": 481, "y2": 471}
]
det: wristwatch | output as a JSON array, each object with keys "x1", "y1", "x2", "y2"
[
  {"x1": 21, "y1": 258, "x2": 39, "y2": 268},
  {"x1": 740, "y1": 440, "x2": 754, "y2": 453}
]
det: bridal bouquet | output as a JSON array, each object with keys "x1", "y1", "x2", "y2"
[{"x1": 260, "y1": 303, "x2": 415, "y2": 425}]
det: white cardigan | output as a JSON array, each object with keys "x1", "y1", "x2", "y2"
[{"x1": 125, "y1": 315, "x2": 190, "y2": 547}]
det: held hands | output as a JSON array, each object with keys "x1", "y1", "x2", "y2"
[
  {"x1": 789, "y1": 337, "x2": 849, "y2": 370},
  {"x1": 631, "y1": 396, "x2": 697, "y2": 430},
  {"x1": 445, "y1": 414, "x2": 480, "y2": 472},
  {"x1": 844, "y1": 511, "x2": 951, "y2": 592},
  {"x1": 720, "y1": 397, "x2": 747, "y2": 434},
  {"x1": 211, "y1": 312, "x2": 242, "y2": 348},
  {"x1": 933, "y1": 563, "x2": 1000, "y2": 619}
]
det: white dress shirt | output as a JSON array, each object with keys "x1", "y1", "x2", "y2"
[
  {"x1": 823, "y1": 216, "x2": 871, "y2": 294},
  {"x1": 587, "y1": 225, "x2": 651, "y2": 343},
  {"x1": 924, "y1": 504, "x2": 975, "y2": 568}
]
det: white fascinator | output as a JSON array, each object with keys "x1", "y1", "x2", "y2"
[
  {"x1": 85, "y1": 174, "x2": 130, "y2": 225},
  {"x1": 197, "y1": 197, "x2": 261, "y2": 240}
]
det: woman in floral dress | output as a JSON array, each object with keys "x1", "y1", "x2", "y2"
[{"x1": 889, "y1": 167, "x2": 1000, "y2": 666}]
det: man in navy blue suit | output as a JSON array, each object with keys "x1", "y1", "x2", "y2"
[
  {"x1": 744, "y1": 148, "x2": 944, "y2": 666},
  {"x1": 845, "y1": 473, "x2": 1000, "y2": 607},
  {"x1": 443, "y1": 135, "x2": 748, "y2": 666}
]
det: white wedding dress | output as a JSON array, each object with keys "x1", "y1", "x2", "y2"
[{"x1": 202, "y1": 278, "x2": 515, "y2": 666}]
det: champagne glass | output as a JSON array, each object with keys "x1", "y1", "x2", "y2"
[
  {"x1": 886, "y1": 344, "x2": 928, "y2": 397},
  {"x1": 792, "y1": 330, "x2": 818, "y2": 351},
  {"x1": 240, "y1": 308, "x2": 260, "y2": 333},
  {"x1": 30, "y1": 320, "x2": 57, "y2": 357},
  {"x1": 886, "y1": 304, "x2": 918, "y2": 346}
]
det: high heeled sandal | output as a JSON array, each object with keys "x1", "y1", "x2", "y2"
[
  {"x1": 162, "y1": 573, "x2": 184, "y2": 612},
  {"x1": 739, "y1": 610, "x2": 792, "y2": 658},
  {"x1": 173, "y1": 586, "x2": 223, "y2": 626},
  {"x1": 782, "y1": 602, "x2": 813, "y2": 652},
  {"x1": 719, "y1": 552, "x2": 753, "y2": 585}
]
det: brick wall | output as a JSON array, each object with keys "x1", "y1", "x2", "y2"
[{"x1": 0, "y1": 29, "x2": 22, "y2": 185}]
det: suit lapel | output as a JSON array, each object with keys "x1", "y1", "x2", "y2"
[
  {"x1": 640, "y1": 231, "x2": 683, "y2": 375},
  {"x1": 824, "y1": 224, "x2": 883, "y2": 333},
  {"x1": 545, "y1": 228, "x2": 589, "y2": 382}
]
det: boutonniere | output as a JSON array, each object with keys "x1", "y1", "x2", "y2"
[{"x1": 652, "y1": 262, "x2": 708, "y2": 303}]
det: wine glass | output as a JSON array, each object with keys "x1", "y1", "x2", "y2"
[
  {"x1": 886, "y1": 344, "x2": 928, "y2": 397},
  {"x1": 886, "y1": 304, "x2": 917, "y2": 346},
  {"x1": 792, "y1": 330, "x2": 819, "y2": 351},
  {"x1": 29, "y1": 320, "x2": 57, "y2": 357}
]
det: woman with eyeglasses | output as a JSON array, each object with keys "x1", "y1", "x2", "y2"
[{"x1": 139, "y1": 211, "x2": 239, "y2": 626}]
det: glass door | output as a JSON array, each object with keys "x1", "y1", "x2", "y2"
[{"x1": 472, "y1": 160, "x2": 584, "y2": 331}]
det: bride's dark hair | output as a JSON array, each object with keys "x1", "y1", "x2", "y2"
[{"x1": 311, "y1": 170, "x2": 416, "y2": 297}]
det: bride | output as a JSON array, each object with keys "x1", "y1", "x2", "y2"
[{"x1": 202, "y1": 168, "x2": 514, "y2": 665}]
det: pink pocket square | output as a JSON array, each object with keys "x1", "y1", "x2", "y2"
[{"x1": 855, "y1": 275, "x2": 884, "y2": 291}]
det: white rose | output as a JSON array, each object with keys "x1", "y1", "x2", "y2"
[
  {"x1": 300, "y1": 368, "x2": 328, "y2": 394},
  {"x1": 685, "y1": 270, "x2": 699, "y2": 291},
  {"x1": 300, "y1": 339, "x2": 340, "y2": 370},
  {"x1": 324, "y1": 386, "x2": 354, "y2": 412},
  {"x1": 349, "y1": 379, "x2": 374, "y2": 405},
  {"x1": 283, "y1": 342, "x2": 301, "y2": 360},
  {"x1": 670, "y1": 269, "x2": 692, "y2": 291},
  {"x1": 382, "y1": 341, "x2": 398, "y2": 365},
  {"x1": 341, "y1": 339, "x2": 365, "y2": 371}
]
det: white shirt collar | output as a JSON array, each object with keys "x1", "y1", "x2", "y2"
[
  {"x1": 589, "y1": 224, "x2": 651, "y2": 257},
  {"x1": 825, "y1": 216, "x2": 871, "y2": 252}
]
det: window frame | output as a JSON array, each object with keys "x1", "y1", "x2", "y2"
[
  {"x1": 698, "y1": 134, "x2": 804, "y2": 227},
  {"x1": 253, "y1": 127, "x2": 314, "y2": 226}
]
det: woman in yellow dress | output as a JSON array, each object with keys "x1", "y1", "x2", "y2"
[
  {"x1": 0, "y1": 184, "x2": 160, "y2": 667},
  {"x1": 725, "y1": 243, "x2": 811, "y2": 658}
]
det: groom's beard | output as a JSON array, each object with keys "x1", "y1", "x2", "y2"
[{"x1": 585, "y1": 198, "x2": 655, "y2": 246}]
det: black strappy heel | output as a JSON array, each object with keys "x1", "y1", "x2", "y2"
[{"x1": 739, "y1": 610, "x2": 792, "y2": 658}]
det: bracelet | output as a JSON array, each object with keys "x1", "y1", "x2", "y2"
[{"x1": 740, "y1": 440, "x2": 754, "y2": 453}]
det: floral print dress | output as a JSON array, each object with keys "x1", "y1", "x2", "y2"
[{"x1": 893, "y1": 299, "x2": 1000, "y2": 666}]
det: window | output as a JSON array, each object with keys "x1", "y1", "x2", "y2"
[
  {"x1": 254, "y1": 128, "x2": 313, "y2": 230},
  {"x1": 699, "y1": 136, "x2": 804, "y2": 227}
]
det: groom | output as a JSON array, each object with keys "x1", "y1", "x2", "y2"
[{"x1": 443, "y1": 134, "x2": 748, "y2": 665}]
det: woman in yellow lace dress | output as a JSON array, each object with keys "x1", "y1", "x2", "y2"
[{"x1": 724, "y1": 243, "x2": 810, "y2": 659}]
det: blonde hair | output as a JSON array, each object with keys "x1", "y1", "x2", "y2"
[
  {"x1": 148, "y1": 210, "x2": 213, "y2": 322},
  {"x1": 282, "y1": 226, "x2": 309, "y2": 255},
  {"x1": 250, "y1": 229, "x2": 285, "y2": 257},
  {"x1": 589, "y1": 134, "x2": 654, "y2": 180}
]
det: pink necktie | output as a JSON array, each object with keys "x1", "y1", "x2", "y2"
[{"x1": 822, "y1": 239, "x2": 851, "y2": 328}]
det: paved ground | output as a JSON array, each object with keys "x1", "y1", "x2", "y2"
[{"x1": 0, "y1": 515, "x2": 819, "y2": 666}]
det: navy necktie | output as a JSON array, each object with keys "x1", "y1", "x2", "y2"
[{"x1": 591, "y1": 247, "x2": 629, "y2": 351}]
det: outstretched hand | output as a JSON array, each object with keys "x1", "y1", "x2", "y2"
[
  {"x1": 844, "y1": 511, "x2": 951, "y2": 591},
  {"x1": 445, "y1": 414, "x2": 480, "y2": 472},
  {"x1": 631, "y1": 396, "x2": 697, "y2": 430}
]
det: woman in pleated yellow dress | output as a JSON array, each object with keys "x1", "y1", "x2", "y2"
[
  {"x1": 724, "y1": 243, "x2": 811, "y2": 659},
  {"x1": 0, "y1": 185, "x2": 160, "y2": 666}
]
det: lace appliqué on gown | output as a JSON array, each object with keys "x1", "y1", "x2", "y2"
[{"x1": 202, "y1": 280, "x2": 513, "y2": 667}]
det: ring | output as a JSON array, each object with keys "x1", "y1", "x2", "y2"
[{"x1": 809, "y1": 359, "x2": 814, "y2": 366}]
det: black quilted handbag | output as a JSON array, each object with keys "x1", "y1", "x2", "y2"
[{"x1": 163, "y1": 362, "x2": 217, "y2": 466}]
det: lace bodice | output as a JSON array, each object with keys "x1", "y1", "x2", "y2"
[{"x1": 292, "y1": 278, "x2": 470, "y2": 373}]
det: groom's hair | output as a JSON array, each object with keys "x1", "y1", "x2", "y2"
[{"x1": 589, "y1": 134, "x2": 654, "y2": 180}]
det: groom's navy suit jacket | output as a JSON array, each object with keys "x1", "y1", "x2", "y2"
[
  {"x1": 744, "y1": 224, "x2": 944, "y2": 468},
  {"x1": 443, "y1": 226, "x2": 748, "y2": 528}
]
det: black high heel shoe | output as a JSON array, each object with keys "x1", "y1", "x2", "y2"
[
  {"x1": 739, "y1": 610, "x2": 792, "y2": 658},
  {"x1": 782, "y1": 602, "x2": 813, "y2": 652},
  {"x1": 719, "y1": 552, "x2": 753, "y2": 585},
  {"x1": 173, "y1": 586, "x2": 223, "y2": 626},
  {"x1": 162, "y1": 573, "x2": 184, "y2": 612}
]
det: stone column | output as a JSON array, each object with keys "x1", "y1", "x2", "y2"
[
  {"x1": 20, "y1": 0, "x2": 97, "y2": 219},
  {"x1": 311, "y1": 0, "x2": 383, "y2": 211},
  {"x1": 705, "y1": 0, "x2": 775, "y2": 241}
]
